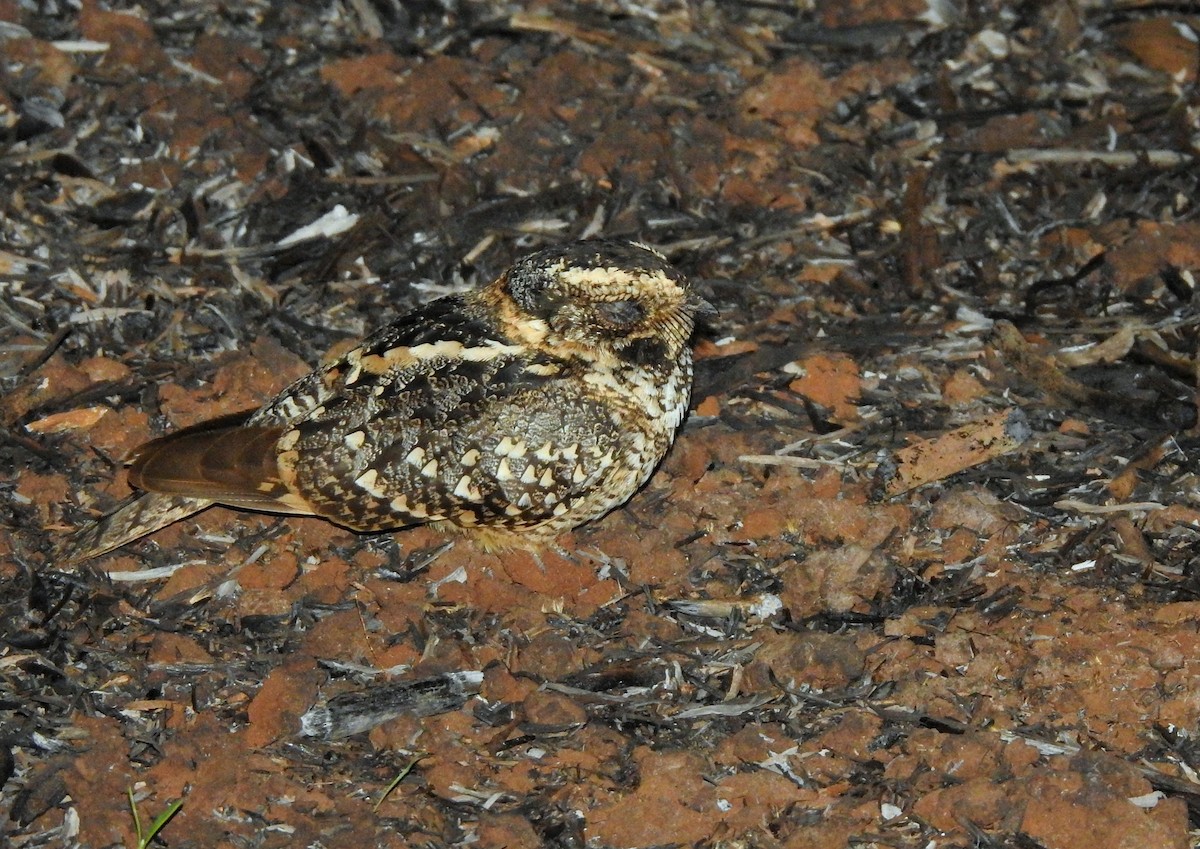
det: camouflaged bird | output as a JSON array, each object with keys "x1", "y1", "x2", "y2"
[{"x1": 62, "y1": 240, "x2": 706, "y2": 564}]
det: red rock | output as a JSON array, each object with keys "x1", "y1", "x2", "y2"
[
  {"x1": 743, "y1": 630, "x2": 866, "y2": 692},
  {"x1": 520, "y1": 689, "x2": 587, "y2": 731}
]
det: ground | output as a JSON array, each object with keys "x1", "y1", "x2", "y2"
[{"x1": 4, "y1": 1, "x2": 1200, "y2": 848}]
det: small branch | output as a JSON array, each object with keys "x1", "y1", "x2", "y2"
[
  {"x1": 1053, "y1": 499, "x2": 1166, "y2": 514},
  {"x1": 1007, "y1": 148, "x2": 1192, "y2": 168}
]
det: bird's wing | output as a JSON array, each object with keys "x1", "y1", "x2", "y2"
[
  {"x1": 280, "y1": 347, "x2": 561, "y2": 528},
  {"x1": 128, "y1": 296, "x2": 529, "y2": 519},
  {"x1": 127, "y1": 419, "x2": 316, "y2": 514}
]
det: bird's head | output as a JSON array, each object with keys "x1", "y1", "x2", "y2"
[{"x1": 495, "y1": 240, "x2": 708, "y2": 366}]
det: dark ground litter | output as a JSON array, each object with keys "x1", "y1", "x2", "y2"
[{"x1": 4, "y1": 1, "x2": 1200, "y2": 847}]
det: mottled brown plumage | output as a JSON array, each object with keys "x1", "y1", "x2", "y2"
[{"x1": 62, "y1": 240, "x2": 705, "y2": 564}]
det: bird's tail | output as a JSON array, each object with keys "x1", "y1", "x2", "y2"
[{"x1": 58, "y1": 493, "x2": 213, "y2": 567}]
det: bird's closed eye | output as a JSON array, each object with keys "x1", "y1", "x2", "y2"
[{"x1": 596, "y1": 300, "x2": 645, "y2": 327}]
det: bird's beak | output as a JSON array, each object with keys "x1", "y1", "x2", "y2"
[{"x1": 688, "y1": 295, "x2": 718, "y2": 320}]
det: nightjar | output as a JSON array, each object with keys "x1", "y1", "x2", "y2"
[{"x1": 62, "y1": 240, "x2": 707, "y2": 564}]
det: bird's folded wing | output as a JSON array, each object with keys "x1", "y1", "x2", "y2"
[{"x1": 129, "y1": 422, "x2": 314, "y2": 514}]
